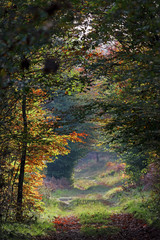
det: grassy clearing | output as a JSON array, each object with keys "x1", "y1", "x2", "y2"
[
  {"x1": 38, "y1": 158, "x2": 158, "y2": 239},
  {"x1": 40, "y1": 158, "x2": 155, "y2": 229},
  {"x1": 53, "y1": 159, "x2": 158, "y2": 226},
  {"x1": 40, "y1": 197, "x2": 67, "y2": 220},
  {"x1": 2, "y1": 157, "x2": 158, "y2": 239},
  {"x1": 78, "y1": 208, "x2": 119, "y2": 237}
]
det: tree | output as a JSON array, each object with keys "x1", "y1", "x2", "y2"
[
  {"x1": 96, "y1": 0, "x2": 160, "y2": 181},
  {"x1": 71, "y1": 0, "x2": 160, "y2": 182},
  {"x1": 0, "y1": 87, "x2": 86, "y2": 220},
  {"x1": 1, "y1": 0, "x2": 159, "y2": 222},
  {"x1": 0, "y1": 0, "x2": 87, "y2": 221}
]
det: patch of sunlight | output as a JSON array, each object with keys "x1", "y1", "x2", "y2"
[{"x1": 104, "y1": 186, "x2": 123, "y2": 200}]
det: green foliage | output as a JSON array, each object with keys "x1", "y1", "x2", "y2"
[
  {"x1": 117, "y1": 188, "x2": 160, "y2": 227},
  {"x1": 2, "y1": 156, "x2": 156, "y2": 239},
  {"x1": 1, "y1": 0, "x2": 160, "y2": 229},
  {"x1": 41, "y1": 197, "x2": 66, "y2": 220},
  {"x1": 80, "y1": 212, "x2": 110, "y2": 224},
  {"x1": 104, "y1": 187, "x2": 123, "y2": 200},
  {"x1": 76, "y1": 0, "x2": 160, "y2": 187},
  {"x1": 46, "y1": 91, "x2": 98, "y2": 181},
  {"x1": 1, "y1": 220, "x2": 54, "y2": 240},
  {"x1": 122, "y1": 150, "x2": 148, "y2": 183},
  {"x1": 47, "y1": 146, "x2": 86, "y2": 181},
  {"x1": 0, "y1": 0, "x2": 87, "y2": 221}
]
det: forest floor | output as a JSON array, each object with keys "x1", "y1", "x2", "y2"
[
  {"x1": 2, "y1": 157, "x2": 160, "y2": 239},
  {"x1": 33, "y1": 158, "x2": 160, "y2": 240},
  {"x1": 34, "y1": 214, "x2": 160, "y2": 240}
]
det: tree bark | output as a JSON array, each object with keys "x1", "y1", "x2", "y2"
[{"x1": 16, "y1": 92, "x2": 27, "y2": 221}]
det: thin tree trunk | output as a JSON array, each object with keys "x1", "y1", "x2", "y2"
[
  {"x1": 0, "y1": 159, "x2": 5, "y2": 223},
  {"x1": 96, "y1": 152, "x2": 100, "y2": 163},
  {"x1": 16, "y1": 92, "x2": 27, "y2": 221}
]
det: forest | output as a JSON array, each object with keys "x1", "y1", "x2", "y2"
[{"x1": 0, "y1": 0, "x2": 160, "y2": 239}]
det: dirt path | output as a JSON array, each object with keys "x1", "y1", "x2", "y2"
[{"x1": 34, "y1": 214, "x2": 160, "y2": 240}]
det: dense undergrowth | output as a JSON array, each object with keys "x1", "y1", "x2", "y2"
[{"x1": 1, "y1": 158, "x2": 159, "y2": 239}]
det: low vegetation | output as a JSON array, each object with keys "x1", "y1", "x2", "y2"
[{"x1": 2, "y1": 157, "x2": 159, "y2": 239}]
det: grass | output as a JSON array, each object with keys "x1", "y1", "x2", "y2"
[
  {"x1": 40, "y1": 185, "x2": 159, "y2": 231},
  {"x1": 41, "y1": 197, "x2": 66, "y2": 220},
  {"x1": 80, "y1": 212, "x2": 110, "y2": 224},
  {"x1": 73, "y1": 201, "x2": 110, "y2": 217},
  {"x1": 1, "y1": 220, "x2": 54, "y2": 240},
  {"x1": 96, "y1": 172, "x2": 124, "y2": 187},
  {"x1": 104, "y1": 186, "x2": 123, "y2": 200},
  {"x1": 40, "y1": 159, "x2": 156, "y2": 229},
  {"x1": 117, "y1": 189, "x2": 158, "y2": 225},
  {"x1": 81, "y1": 225, "x2": 119, "y2": 238},
  {"x1": 2, "y1": 157, "x2": 159, "y2": 239}
]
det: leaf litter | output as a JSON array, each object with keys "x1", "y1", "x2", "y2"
[{"x1": 34, "y1": 213, "x2": 160, "y2": 240}]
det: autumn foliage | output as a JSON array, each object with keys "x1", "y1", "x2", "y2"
[
  {"x1": 53, "y1": 216, "x2": 81, "y2": 232},
  {"x1": 0, "y1": 88, "x2": 87, "y2": 220}
]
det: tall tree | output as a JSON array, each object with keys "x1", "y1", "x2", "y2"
[{"x1": 0, "y1": 0, "x2": 87, "y2": 221}]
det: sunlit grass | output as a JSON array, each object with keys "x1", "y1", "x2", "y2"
[
  {"x1": 40, "y1": 198, "x2": 65, "y2": 220},
  {"x1": 73, "y1": 201, "x2": 112, "y2": 217},
  {"x1": 2, "y1": 155, "x2": 158, "y2": 240},
  {"x1": 75, "y1": 202, "x2": 107, "y2": 215},
  {"x1": 104, "y1": 186, "x2": 123, "y2": 199},
  {"x1": 3, "y1": 157, "x2": 155, "y2": 240},
  {"x1": 83, "y1": 193, "x2": 103, "y2": 200},
  {"x1": 51, "y1": 188, "x2": 82, "y2": 198},
  {"x1": 78, "y1": 208, "x2": 120, "y2": 237},
  {"x1": 38, "y1": 158, "x2": 159, "y2": 237},
  {"x1": 96, "y1": 172, "x2": 124, "y2": 187},
  {"x1": 40, "y1": 159, "x2": 127, "y2": 223},
  {"x1": 40, "y1": 160, "x2": 155, "y2": 229},
  {"x1": 74, "y1": 178, "x2": 98, "y2": 190},
  {"x1": 116, "y1": 189, "x2": 155, "y2": 225},
  {"x1": 80, "y1": 212, "x2": 110, "y2": 224},
  {"x1": 41, "y1": 186, "x2": 158, "y2": 228}
]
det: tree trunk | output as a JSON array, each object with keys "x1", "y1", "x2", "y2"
[
  {"x1": 16, "y1": 92, "x2": 27, "y2": 221},
  {"x1": 0, "y1": 159, "x2": 5, "y2": 223},
  {"x1": 96, "y1": 152, "x2": 100, "y2": 163}
]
